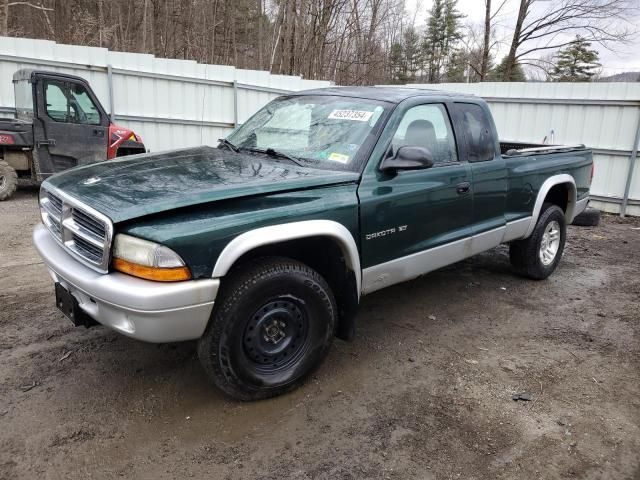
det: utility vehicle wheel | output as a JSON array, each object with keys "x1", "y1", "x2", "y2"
[
  {"x1": 509, "y1": 203, "x2": 566, "y2": 280},
  {"x1": 197, "y1": 257, "x2": 337, "y2": 401},
  {"x1": 571, "y1": 207, "x2": 600, "y2": 227},
  {"x1": 0, "y1": 161, "x2": 18, "y2": 201}
]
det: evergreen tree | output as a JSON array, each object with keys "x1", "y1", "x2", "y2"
[
  {"x1": 403, "y1": 27, "x2": 423, "y2": 82},
  {"x1": 423, "y1": 0, "x2": 464, "y2": 83},
  {"x1": 550, "y1": 36, "x2": 601, "y2": 82},
  {"x1": 444, "y1": 48, "x2": 467, "y2": 82},
  {"x1": 490, "y1": 56, "x2": 526, "y2": 81},
  {"x1": 388, "y1": 41, "x2": 407, "y2": 84}
]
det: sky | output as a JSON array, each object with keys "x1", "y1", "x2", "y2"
[{"x1": 405, "y1": 0, "x2": 640, "y2": 76}]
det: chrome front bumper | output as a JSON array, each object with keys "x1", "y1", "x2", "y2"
[{"x1": 33, "y1": 224, "x2": 219, "y2": 343}]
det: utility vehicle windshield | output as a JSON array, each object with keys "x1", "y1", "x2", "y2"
[
  {"x1": 225, "y1": 95, "x2": 389, "y2": 171},
  {"x1": 14, "y1": 79, "x2": 33, "y2": 120}
]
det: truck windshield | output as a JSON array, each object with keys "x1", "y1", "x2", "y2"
[
  {"x1": 226, "y1": 95, "x2": 389, "y2": 171},
  {"x1": 14, "y1": 79, "x2": 33, "y2": 120}
]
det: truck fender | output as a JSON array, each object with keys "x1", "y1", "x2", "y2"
[
  {"x1": 211, "y1": 220, "x2": 362, "y2": 298},
  {"x1": 524, "y1": 174, "x2": 577, "y2": 238}
]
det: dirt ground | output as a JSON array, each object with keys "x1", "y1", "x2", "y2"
[{"x1": 0, "y1": 187, "x2": 638, "y2": 480}]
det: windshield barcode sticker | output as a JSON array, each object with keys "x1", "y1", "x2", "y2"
[
  {"x1": 328, "y1": 110, "x2": 374, "y2": 122},
  {"x1": 328, "y1": 152, "x2": 350, "y2": 163}
]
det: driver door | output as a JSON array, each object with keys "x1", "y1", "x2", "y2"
[
  {"x1": 34, "y1": 76, "x2": 109, "y2": 176},
  {"x1": 358, "y1": 101, "x2": 473, "y2": 293}
]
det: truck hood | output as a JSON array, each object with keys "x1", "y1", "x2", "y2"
[{"x1": 44, "y1": 146, "x2": 360, "y2": 223}]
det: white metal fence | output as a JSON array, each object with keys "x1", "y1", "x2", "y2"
[
  {"x1": 388, "y1": 82, "x2": 640, "y2": 216},
  {"x1": 0, "y1": 36, "x2": 330, "y2": 153}
]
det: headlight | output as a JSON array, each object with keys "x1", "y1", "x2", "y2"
[{"x1": 112, "y1": 234, "x2": 191, "y2": 282}]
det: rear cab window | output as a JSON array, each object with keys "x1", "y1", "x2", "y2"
[{"x1": 453, "y1": 103, "x2": 496, "y2": 162}]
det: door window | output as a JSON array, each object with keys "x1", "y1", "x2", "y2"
[
  {"x1": 45, "y1": 81, "x2": 69, "y2": 122},
  {"x1": 392, "y1": 103, "x2": 458, "y2": 164},
  {"x1": 44, "y1": 80, "x2": 101, "y2": 125},
  {"x1": 454, "y1": 103, "x2": 496, "y2": 162},
  {"x1": 69, "y1": 84, "x2": 101, "y2": 125}
]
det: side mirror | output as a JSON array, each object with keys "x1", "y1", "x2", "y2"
[{"x1": 380, "y1": 146, "x2": 434, "y2": 171}]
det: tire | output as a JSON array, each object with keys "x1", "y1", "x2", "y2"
[
  {"x1": 197, "y1": 257, "x2": 337, "y2": 401},
  {"x1": 510, "y1": 203, "x2": 567, "y2": 280},
  {"x1": 571, "y1": 207, "x2": 600, "y2": 227},
  {"x1": 0, "y1": 161, "x2": 18, "y2": 201}
]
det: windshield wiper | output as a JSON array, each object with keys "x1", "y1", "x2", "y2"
[
  {"x1": 218, "y1": 138, "x2": 239, "y2": 152},
  {"x1": 242, "y1": 147, "x2": 305, "y2": 167},
  {"x1": 264, "y1": 148, "x2": 305, "y2": 167}
]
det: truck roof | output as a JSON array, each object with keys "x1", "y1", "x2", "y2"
[
  {"x1": 289, "y1": 86, "x2": 478, "y2": 104},
  {"x1": 12, "y1": 68, "x2": 88, "y2": 84}
]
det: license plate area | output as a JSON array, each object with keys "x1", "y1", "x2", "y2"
[{"x1": 55, "y1": 282, "x2": 96, "y2": 327}]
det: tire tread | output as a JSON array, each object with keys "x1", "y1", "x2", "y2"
[
  {"x1": 197, "y1": 256, "x2": 336, "y2": 401},
  {"x1": 0, "y1": 160, "x2": 18, "y2": 201},
  {"x1": 509, "y1": 203, "x2": 566, "y2": 280}
]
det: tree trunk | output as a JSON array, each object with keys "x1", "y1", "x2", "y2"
[
  {"x1": 98, "y1": 0, "x2": 103, "y2": 47},
  {"x1": 504, "y1": 0, "x2": 528, "y2": 81},
  {"x1": 257, "y1": 0, "x2": 263, "y2": 70},
  {"x1": 1, "y1": 0, "x2": 9, "y2": 36},
  {"x1": 142, "y1": 0, "x2": 148, "y2": 52},
  {"x1": 213, "y1": 0, "x2": 218, "y2": 63},
  {"x1": 480, "y1": 0, "x2": 491, "y2": 80}
]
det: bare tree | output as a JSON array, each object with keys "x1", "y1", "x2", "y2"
[
  {"x1": 503, "y1": 0, "x2": 638, "y2": 81},
  {"x1": 1, "y1": 0, "x2": 637, "y2": 86},
  {"x1": 1, "y1": 0, "x2": 53, "y2": 36},
  {"x1": 480, "y1": 0, "x2": 507, "y2": 80}
]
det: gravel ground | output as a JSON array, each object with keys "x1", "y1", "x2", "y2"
[{"x1": 1, "y1": 188, "x2": 639, "y2": 480}]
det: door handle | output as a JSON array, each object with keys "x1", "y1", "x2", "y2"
[
  {"x1": 456, "y1": 182, "x2": 471, "y2": 195},
  {"x1": 93, "y1": 129, "x2": 104, "y2": 137}
]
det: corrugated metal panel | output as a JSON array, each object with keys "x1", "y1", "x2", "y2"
[
  {"x1": 0, "y1": 36, "x2": 330, "y2": 153},
  {"x1": 384, "y1": 82, "x2": 640, "y2": 215}
]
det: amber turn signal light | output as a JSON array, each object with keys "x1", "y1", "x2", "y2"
[{"x1": 113, "y1": 258, "x2": 192, "y2": 282}]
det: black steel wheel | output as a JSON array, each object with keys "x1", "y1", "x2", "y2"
[
  {"x1": 242, "y1": 298, "x2": 310, "y2": 374},
  {"x1": 197, "y1": 257, "x2": 336, "y2": 401}
]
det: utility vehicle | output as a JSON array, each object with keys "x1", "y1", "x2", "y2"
[{"x1": 0, "y1": 69, "x2": 145, "y2": 200}]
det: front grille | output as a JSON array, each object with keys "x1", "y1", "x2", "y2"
[
  {"x1": 71, "y1": 234, "x2": 103, "y2": 263},
  {"x1": 47, "y1": 191, "x2": 63, "y2": 215},
  {"x1": 72, "y1": 208, "x2": 107, "y2": 240},
  {"x1": 39, "y1": 186, "x2": 113, "y2": 272}
]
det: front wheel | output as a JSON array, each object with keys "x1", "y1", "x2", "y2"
[
  {"x1": 509, "y1": 203, "x2": 567, "y2": 280},
  {"x1": 197, "y1": 257, "x2": 337, "y2": 401}
]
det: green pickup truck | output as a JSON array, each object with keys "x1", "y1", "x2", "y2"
[{"x1": 34, "y1": 87, "x2": 592, "y2": 400}]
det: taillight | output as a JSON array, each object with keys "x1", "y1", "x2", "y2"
[
  {"x1": 0, "y1": 134, "x2": 14, "y2": 144},
  {"x1": 590, "y1": 163, "x2": 595, "y2": 184}
]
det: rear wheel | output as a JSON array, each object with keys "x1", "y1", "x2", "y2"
[
  {"x1": 0, "y1": 161, "x2": 18, "y2": 201},
  {"x1": 510, "y1": 203, "x2": 567, "y2": 280},
  {"x1": 197, "y1": 257, "x2": 337, "y2": 401}
]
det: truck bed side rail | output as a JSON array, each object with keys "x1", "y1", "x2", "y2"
[{"x1": 501, "y1": 141, "x2": 587, "y2": 157}]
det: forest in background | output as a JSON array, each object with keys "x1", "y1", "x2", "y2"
[{"x1": 0, "y1": 0, "x2": 637, "y2": 85}]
